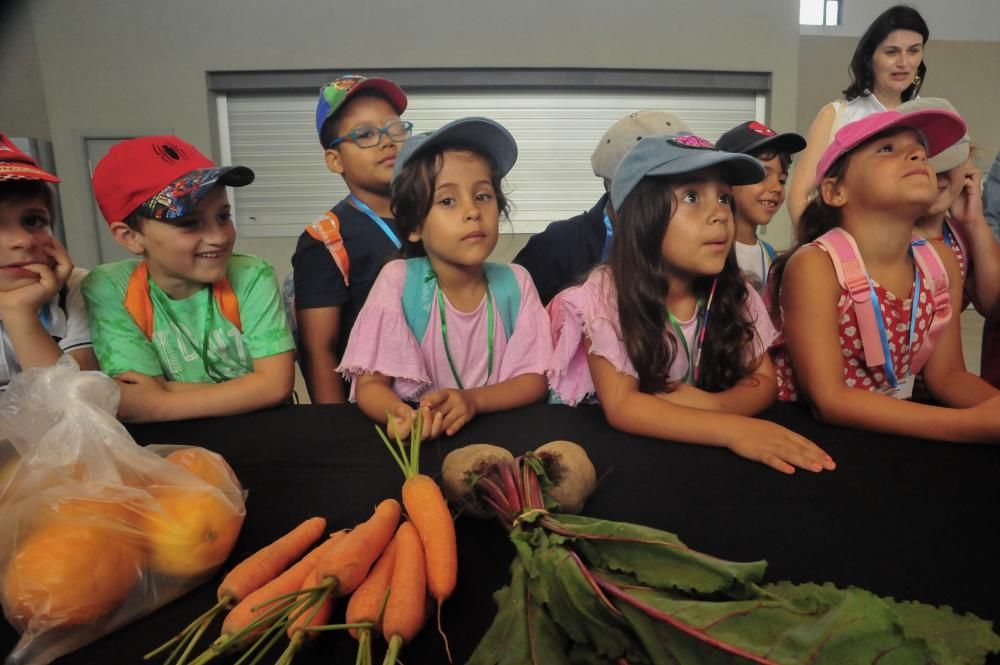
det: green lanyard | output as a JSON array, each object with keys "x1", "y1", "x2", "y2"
[
  {"x1": 435, "y1": 275, "x2": 495, "y2": 390},
  {"x1": 666, "y1": 304, "x2": 702, "y2": 385}
]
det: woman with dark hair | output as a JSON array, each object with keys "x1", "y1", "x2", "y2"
[{"x1": 788, "y1": 4, "x2": 929, "y2": 222}]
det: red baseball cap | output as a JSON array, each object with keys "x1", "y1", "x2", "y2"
[
  {"x1": 0, "y1": 134, "x2": 60, "y2": 183},
  {"x1": 92, "y1": 135, "x2": 253, "y2": 225}
]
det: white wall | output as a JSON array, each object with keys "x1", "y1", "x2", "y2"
[
  {"x1": 1, "y1": 0, "x2": 803, "y2": 266},
  {"x1": 800, "y1": 0, "x2": 1000, "y2": 41}
]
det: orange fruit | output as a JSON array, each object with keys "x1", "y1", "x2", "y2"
[
  {"x1": 3, "y1": 519, "x2": 144, "y2": 630},
  {"x1": 166, "y1": 448, "x2": 240, "y2": 491},
  {"x1": 144, "y1": 486, "x2": 244, "y2": 578}
]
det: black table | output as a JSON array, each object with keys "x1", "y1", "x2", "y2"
[{"x1": 3, "y1": 403, "x2": 999, "y2": 664}]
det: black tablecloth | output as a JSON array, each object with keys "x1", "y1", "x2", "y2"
[{"x1": 2, "y1": 402, "x2": 998, "y2": 664}]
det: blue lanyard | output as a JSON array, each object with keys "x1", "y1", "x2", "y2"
[
  {"x1": 348, "y1": 194, "x2": 401, "y2": 249},
  {"x1": 758, "y1": 243, "x2": 768, "y2": 289},
  {"x1": 867, "y1": 259, "x2": 921, "y2": 387},
  {"x1": 941, "y1": 221, "x2": 955, "y2": 249},
  {"x1": 600, "y1": 210, "x2": 613, "y2": 261}
]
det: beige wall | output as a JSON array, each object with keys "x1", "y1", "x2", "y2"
[
  {"x1": 797, "y1": 36, "x2": 1000, "y2": 170},
  {"x1": 0, "y1": 3, "x2": 50, "y2": 140},
  {"x1": 1, "y1": 0, "x2": 802, "y2": 268}
]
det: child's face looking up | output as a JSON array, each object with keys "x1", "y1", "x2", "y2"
[
  {"x1": 121, "y1": 185, "x2": 235, "y2": 299},
  {"x1": 660, "y1": 174, "x2": 735, "y2": 282},
  {"x1": 410, "y1": 150, "x2": 499, "y2": 270},
  {"x1": 731, "y1": 155, "x2": 787, "y2": 229},
  {"x1": 832, "y1": 129, "x2": 935, "y2": 212},
  {"x1": 325, "y1": 96, "x2": 403, "y2": 197},
  {"x1": 0, "y1": 195, "x2": 54, "y2": 293}
]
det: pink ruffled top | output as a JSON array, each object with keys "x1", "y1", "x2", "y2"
[
  {"x1": 339, "y1": 259, "x2": 552, "y2": 401},
  {"x1": 547, "y1": 266, "x2": 779, "y2": 405}
]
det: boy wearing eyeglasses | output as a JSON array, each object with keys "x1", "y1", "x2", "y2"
[{"x1": 291, "y1": 75, "x2": 411, "y2": 403}]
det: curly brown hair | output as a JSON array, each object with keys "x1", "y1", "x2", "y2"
[{"x1": 611, "y1": 175, "x2": 758, "y2": 394}]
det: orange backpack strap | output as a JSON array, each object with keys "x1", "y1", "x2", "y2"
[
  {"x1": 306, "y1": 211, "x2": 350, "y2": 287},
  {"x1": 124, "y1": 261, "x2": 242, "y2": 340},
  {"x1": 813, "y1": 228, "x2": 885, "y2": 369},
  {"x1": 908, "y1": 237, "x2": 951, "y2": 376}
]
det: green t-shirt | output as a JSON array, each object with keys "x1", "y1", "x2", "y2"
[{"x1": 82, "y1": 254, "x2": 295, "y2": 383}]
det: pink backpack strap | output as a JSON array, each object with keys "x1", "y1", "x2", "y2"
[
  {"x1": 909, "y1": 237, "x2": 952, "y2": 376},
  {"x1": 813, "y1": 228, "x2": 886, "y2": 369}
]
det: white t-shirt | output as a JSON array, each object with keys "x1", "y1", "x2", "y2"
[
  {"x1": 734, "y1": 240, "x2": 771, "y2": 293},
  {"x1": 0, "y1": 267, "x2": 92, "y2": 390}
]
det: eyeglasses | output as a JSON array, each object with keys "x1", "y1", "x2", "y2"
[{"x1": 328, "y1": 121, "x2": 413, "y2": 149}]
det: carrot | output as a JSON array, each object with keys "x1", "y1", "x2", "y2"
[
  {"x1": 144, "y1": 518, "x2": 328, "y2": 665},
  {"x1": 218, "y1": 517, "x2": 326, "y2": 604},
  {"x1": 272, "y1": 567, "x2": 336, "y2": 665},
  {"x1": 313, "y1": 499, "x2": 400, "y2": 597},
  {"x1": 345, "y1": 537, "x2": 398, "y2": 639},
  {"x1": 378, "y1": 417, "x2": 458, "y2": 660},
  {"x1": 380, "y1": 522, "x2": 427, "y2": 665}
]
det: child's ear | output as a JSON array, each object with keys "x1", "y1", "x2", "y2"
[
  {"x1": 325, "y1": 148, "x2": 345, "y2": 175},
  {"x1": 820, "y1": 178, "x2": 847, "y2": 208},
  {"x1": 407, "y1": 229, "x2": 422, "y2": 243},
  {"x1": 108, "y1": 222, "x2": 146, "y2": 255}
]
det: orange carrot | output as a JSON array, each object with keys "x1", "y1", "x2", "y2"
[
  {"x1": 218, "y1": 517, "x2": 327, "y2": 605},
  {"x1": 219, "y1": 529, "x2": 347, "y2": 642},
  {"x1": 345, "y1": 537, "x2": 398, "y2": 639},
  {"x1": 313, "y1": 499, "x2": 400, "y2": 596},
  {"x1": 403, "y1": 475, "x2": 457, "y2": 606},
  {"x1": 286, "y1": 568, "x2": 334, "y2": 639},
  {"x1": 381, "y1": 522, "x2": 426, "y2": 665}
]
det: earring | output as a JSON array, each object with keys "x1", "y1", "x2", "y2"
[{"x1": 912, "y1": 75, "x2": 921, "y2": 86}]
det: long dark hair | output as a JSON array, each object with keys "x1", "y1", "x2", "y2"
[
  {"x1": 391, "y1": 145, "x2": 510, "y2": 259},
  {"x1": 611, "y1": 175, "x2": 756, "y2": 394},
  {"x1": 843, "y1": 5, "x2": 928, "y2": 102}
]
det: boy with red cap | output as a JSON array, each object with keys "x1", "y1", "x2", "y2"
[
  {"x1": 0, "y1": 133, "x2": 96, "y2": 388},
  {"x1": 291, "y1": 74, "x2": 410, "y2": 404},
  {"x1": 83, "y1": 136, "x2": 295, "y2": 422}
]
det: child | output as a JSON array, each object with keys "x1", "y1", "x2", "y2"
[
  {"x1": 339, "y1": 117, "x2": 551, "y2": 439},
  {"x1": 770, "y1": 110, "x2": 1000, "y2": 442},
  {"x1": 715, "y1": 121, "x2": 806, "y2": 293},
  {"x1": 548, "y1": 133, "x2": 835, "y2": 474},
  {"x1": 515, "y1": 110, "x2": 691, "y2": 304},
  {"x1": 291, "y1": 74, "x2": 411, "y2": 404},
  {"x1": 900, "y1": 98, "x2": 1000, "y2": 316},
  {"x1": 0, "y1": 134, "x2": 96, "y2": 387},
  {"x1": 83, "y1": 135, "x2": 295, "y2": 422}
]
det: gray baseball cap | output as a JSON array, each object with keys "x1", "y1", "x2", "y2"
[
  {"x1": 592, "y1": 110, "x2": 692, "y2": 181},
  {"x1": 610, "y1": 133, "x2": 766, "y2": 212},
  {"x1": 897, "y1": 98, "x2": 971, "y2": 173},
  {"x1": 392, "y1": 117, "x2": 518, "y2": 183}
]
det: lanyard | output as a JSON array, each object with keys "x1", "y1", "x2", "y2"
[
  {"x1": 434, "y1": 274, "x2": 495, "y2": 390},
  {"x1": 758, "y1": 243, "x2": 768, "y2": 289},
  {"x1": 941, "y1": 222, "x2": 955, "y2": 249},
  {"x1": 348, "y1": 194, "x2": 401, "y2": 249},
  {"x1": 665, "y1": 278, "x2": 717, "y2": 385},
  {"x1": 600, "y1": 210, "x2": 613, "y2": 262},
  {"x1": 867, "y1": 261, "x2": 921, "y2": 388}
]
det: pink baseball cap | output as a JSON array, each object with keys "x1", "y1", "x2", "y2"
[{"x1": 816, "y1": 109, "x2": 967, "y2": 181}]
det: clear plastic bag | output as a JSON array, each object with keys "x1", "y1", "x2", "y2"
[{"x1": 0, "y1": 359, "x2": 246, "y2": 665}]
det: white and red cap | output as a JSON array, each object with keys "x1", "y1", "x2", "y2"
[{"x1": 0, "y1": 134, "x2": 60, "y2": 183}]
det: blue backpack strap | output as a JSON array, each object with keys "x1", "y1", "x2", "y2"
[
  {"x1": 762, "y1": 240, "x2": 778, "y2": 262},
  {"x1": 402, "y1": 259, "x2": 521, "y2": 343},
  {"x1": 483, "y1": 262, "x2": 520, "y2": 340},
  {"x1": 402, "y1": 257, "x2": 437, "y2": 343}
]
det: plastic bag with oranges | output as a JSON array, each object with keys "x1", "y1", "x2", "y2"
[{"x1": 0, "y1": 359, "x2": 246, "y2": 665}]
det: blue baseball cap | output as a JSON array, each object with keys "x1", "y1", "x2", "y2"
[
  {"x1": 610, "y1": 133, "x2": 766, "y2": 211},
  {"x1": 391, "y1": 117, "x2": 518, "y2": 184}
]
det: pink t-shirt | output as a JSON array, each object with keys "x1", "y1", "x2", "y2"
[
  {"x1": 547, "y1": 266, "x2": 779, "y2": 406},
  {"x1": 339, "y1": 259, "x2": 552, "y2": 401}
]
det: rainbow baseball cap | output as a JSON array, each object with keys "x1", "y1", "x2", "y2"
[{"x1": 315, "y1": 75, "x2": 407, "y2": 146}]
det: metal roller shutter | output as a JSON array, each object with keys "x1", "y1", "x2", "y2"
[{"x1": 223, "y1": 89, "x2": 761, "y2": 237}]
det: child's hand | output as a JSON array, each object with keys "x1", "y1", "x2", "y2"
[
  {"x1": 421, "y1": 388, "x2": 477, "y2": 437},
  {"x1": 725, "y1": 420, "x2": 836, "y2": 474},
  {"x1": 114, "y1": 371, "x2": 168, "y2": 422},
  {"x1": 0, "y1": 238, "x2": 73, "y2": 315},
  {"x1": 948, "y1": 165, "x2": 984, "y2": 230},
  {"x1": 388, "y1": 402, "x2": 444, "y2": 441}
]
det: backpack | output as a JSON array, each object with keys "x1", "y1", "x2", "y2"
[
  {"x1": 814, "y1": 228, "x2": 951, "y2": 377},
  {"x1": 124, "y1": 261, "x2": 242, "y2": 339},
  {"x1": 305, "y1": 211, "x2": 350, "y2": 286},
  {"x1": 400, "y1": 257, "x2": 520, "y2": 344}
]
